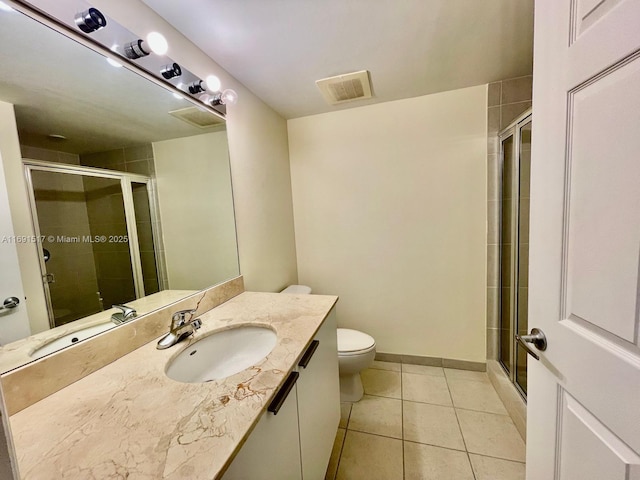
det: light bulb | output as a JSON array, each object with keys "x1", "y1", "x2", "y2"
[
  {"x1": 205, "y1": 75, "x2": 221, "y2": 92},
  {"x1": 220, "y1": 89, "x2": 238, "y2": 105},
  {"x1": 0, "y1": 1, "x2": 14, "y2": 12},
  {"x1": 145, "y1": 32, "x2": 168, "y2": 55}
]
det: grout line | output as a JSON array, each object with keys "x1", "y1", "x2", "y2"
[
  {"x1": 444, "y1": 375, "x2": 477, "y2": 480},
  {"x1": 468, "y1": 451, "x2": 527, "y2": 465},
  {"x1": 346, "y1": 427, "x2": 402, "y2": 442}
]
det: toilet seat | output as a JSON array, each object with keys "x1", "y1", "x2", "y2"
[{"x1": 337, "y1": 328, "x2": 376, "y2": 356}]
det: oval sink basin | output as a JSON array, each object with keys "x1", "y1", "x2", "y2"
[
  {"x1": 30, "y1": 322, "x2": 116, "y2": 360},
  {"x1": 165, "y1": 326, "x2": 277, "y2": 383}
]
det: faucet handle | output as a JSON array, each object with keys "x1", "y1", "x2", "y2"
[
  {"x1": 112, "y1": 304, "x2": 137, "y2": 319},
  {"x1": 171, "y1": 309, "x2": 197, "y2": 326}
]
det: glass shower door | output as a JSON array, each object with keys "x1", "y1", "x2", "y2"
[
  {"x1": 498, "y1": 113, "x2": 532, "y2": 398},
  {"x1": 27, "y1": 165, "x2": 159, "y2": 328}
]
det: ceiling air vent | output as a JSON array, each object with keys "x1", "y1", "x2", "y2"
[
  {"x1": 315, "y1": 70, "x2": 372, "y2": 105},
  {"x1": 168, "y1": 106, "x2": 224, "y2": 128}
]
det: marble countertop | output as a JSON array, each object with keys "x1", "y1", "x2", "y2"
[
  {"x1": 9, "y1": 291, "x2": 338, "y2": 479},
  {"x1": 0, "y1": 290, "x2": 197, "y2": 374}
]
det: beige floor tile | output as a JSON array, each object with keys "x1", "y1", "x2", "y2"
[
  {"x1": 457, "y1": 410, "x2": 526, "y2": 462},
  {"x1": 402, "y1": 364, "x2": 445, "y2": 377},
  {"x1": 336, "y1": 431, "x2": 403, "y2": 480},
  {"x1": 444, "y1": 369, "x2": 489, "y2": 383},
  {"x1": 325, "y1": 428, "x2": 346, "y2": 480},
  {"x1": 469, "y1": 454, "x2": 526, "y2": 480},
  {"x1": 403, "y1": 401, "x2": 465, "y2": 451},
  {"x1": 404, "y1": 442, "x2": 475, "y2": 480},
  {"x1": 361, "y1": 369, "x2": 401, "y2": 398},
  {"x1": 372, "y1": 360, "x2": 401, "y2": 372},
  {"x1": 402, "y1": 373, "x2": 452, "y2": 406},
  {"x1": 348, "y1": 395, "x2": 402, "y2": 438},
  {"x1": 447, "y1": 378, "x2": 508, "y2": 415},
  {"x1": 339, "y1": 402, "x2": 352, "y2": 429}
]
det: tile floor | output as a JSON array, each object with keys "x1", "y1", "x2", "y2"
[{"x1": 325, "y1": 361, "x2": 526, "y2": 480}]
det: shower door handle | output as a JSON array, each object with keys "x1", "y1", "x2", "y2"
[{"x1": 515, "y1": 328, "x2": 547, "y2": 361}]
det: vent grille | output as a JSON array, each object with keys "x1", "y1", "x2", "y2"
[
  {"x1": 168, "y1": 106, "x2": 224, "y2": 128},
  {"x1": 316, "y1": 70, "x2": 372, "y2": 105}
]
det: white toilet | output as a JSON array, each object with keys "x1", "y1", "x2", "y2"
[{"x1": 281, "y1": 285, "x2": 376, "y2": 403}]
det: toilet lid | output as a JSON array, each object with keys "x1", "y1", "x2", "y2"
[{"x1": 337, "y1": 328, "x2": 375, "y2": 353}]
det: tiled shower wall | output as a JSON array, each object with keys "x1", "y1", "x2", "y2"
[{"x1": 486, "y1": 76, "x2": 532, "y2": 360}]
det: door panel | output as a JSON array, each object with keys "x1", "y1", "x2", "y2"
[
  {"x1": 528, "y1": 0, "x2": 640, "y2": 478},
  {"x1": 559, "y1": 391, "x2": 640, "y2": 479}
]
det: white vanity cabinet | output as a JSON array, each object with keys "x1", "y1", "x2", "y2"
[
  {"x1": 222, "y1": 379, "x2": 302, "y2": 480},
  {"x1": 296, "y1": 308, "x2": 340, "y2": 479},
  {"x1": 222, "y1": 308, "x2": 340, "y2": 480}
]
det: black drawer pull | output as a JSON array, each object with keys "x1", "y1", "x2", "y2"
[
  {"x1": 298, "y1": 340, "x2": 320, "y2": 369},
  {"x1": 268, "y1": 371, "x2": 299, "y2": 415}
]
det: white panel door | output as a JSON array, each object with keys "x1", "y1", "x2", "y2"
[
  {"x1": 0, "y1": 153, "x2": 30, "y2": 345},
  {"x1": 527, "y1": 0, "x2": 640, "y2": 478}
]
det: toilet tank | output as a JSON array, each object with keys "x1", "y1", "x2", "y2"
[{"x1": 280, "y1": 285, "x2": 312, "y2": 294}]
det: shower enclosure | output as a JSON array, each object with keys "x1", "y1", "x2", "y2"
[
  {"x1": 498, "y1": 111, "x2": 532, "y2": 397},
  {"x1": 24, "y1": 160, "x2": 161, "y2": 328}
]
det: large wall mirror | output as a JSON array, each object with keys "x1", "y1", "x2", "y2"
[{"x1": 0, "y1": 5, "x2": 239, "y2": 372}]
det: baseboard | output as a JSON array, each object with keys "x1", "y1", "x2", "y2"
[{"x1": 375, "y1": 352, "x2": 486, "y2": 372}]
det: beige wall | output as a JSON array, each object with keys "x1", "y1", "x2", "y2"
[
  {"x1": 90, "y1": 0, "x2": 298, "y2": 293},
  {"x1": 153, "y1": 132, "x2": 238, "y2": 290},
  {"x1": 288, "y1": 86, "x2": 488, "y2": 361}
]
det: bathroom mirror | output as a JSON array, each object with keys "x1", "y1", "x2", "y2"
[{"x1": 0, "y1": 6, "x2": 239, "y2": 371}]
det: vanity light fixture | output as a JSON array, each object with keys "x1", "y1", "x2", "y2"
[
  {"x1": 124, "y1": 31, "x2": 168, "y2": 59},
  {"x1": 188, "y1": 75, "x2": 221, "y2": 95},
  {"x1": 161, "y1": 63, "x2": 181, "y2": 79},
  {"x1": 202, "y1": 89, "x2": 238, "y2": 107},
  {"x1": 74, "y1": 8, "x2": 106, "y2": 33}
]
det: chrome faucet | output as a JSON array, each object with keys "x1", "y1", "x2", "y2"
[
  {"x1": 111, "y1": 304, "x2": 137, "y2": 325},
  {"x1": 157, "y1": 309, "x2": 202, "y2": 350}
]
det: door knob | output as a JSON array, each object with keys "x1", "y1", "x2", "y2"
[
  {"x1": 515, "y1": 328, "x2": 547, "y2": 360},
  {"x1": 0, "y1": 297, "x2": 20, "y2": 310}
]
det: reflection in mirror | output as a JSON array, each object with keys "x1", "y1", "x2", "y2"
[{"x1": 0, "y1": 5, "x2": 239, "y2": 371}]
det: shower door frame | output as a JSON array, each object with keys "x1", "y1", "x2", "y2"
[
  {"x1": 498, "y1": 109, "x2": 532, "y2": 400},
  {"x1": 23, "y1": 159, "x2": 163, "y2": 328}
]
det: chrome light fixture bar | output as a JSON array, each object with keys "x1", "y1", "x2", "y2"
[{"x1": 5, "y1": 0, "x2": 232, "y2": 118}]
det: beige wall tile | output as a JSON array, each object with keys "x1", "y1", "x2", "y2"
[
  {"x1": 361, "y1": 369, "x2": 401, "y2": 399},
  {"x1": 457, "y1": 410, "x2": 526, "y2": 462},
  {"x1": 486, "y1": 328, "x2": 499, "y2": 360},
  {"x1": 405, "y1": 442, "x2": 474, "y2": 480},
  {"x1": 402, "y1": 373, "x2": 452, "y2": 406},
  {"x1": 348, "y1": 395, "x2": 402, "y2": 438},
  {"x1": 403, "y1": 401, "x2": 465, "y2": 450},
  {"x1": 487, "y1": 244, "x2": 499, "y2": 287},
  {"x1": 487, "y1": 200, "x2": 499, "y2": 243},
  {"x1": 487, "y1": 154, "x2": 499, "y2": 202},
  {"x1": 442, "y1": 359, "x2": 486, "y2": 371},
  {"x1": 486, "y1": 287, "x2": 499, "y2": 329},
  {"x1": 488, "y1": 82, "x2": 501, "y2": 107},
  {"x1": 336, "y1": 431, "x2": 403, "y2": 480},
  {"x1": 500, "y1": 101, "x2": 532, "y2": 129},
  {"x1": 487, "y1": 106, "x2": 501, "y2": 135},
  {"x1": 501, "y1": 76, "x2": 532, "y2": 104}
]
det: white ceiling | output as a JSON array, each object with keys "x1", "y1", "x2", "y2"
[{"x1": 141, "y1": 0, "x2": 534, "y2": 119}]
